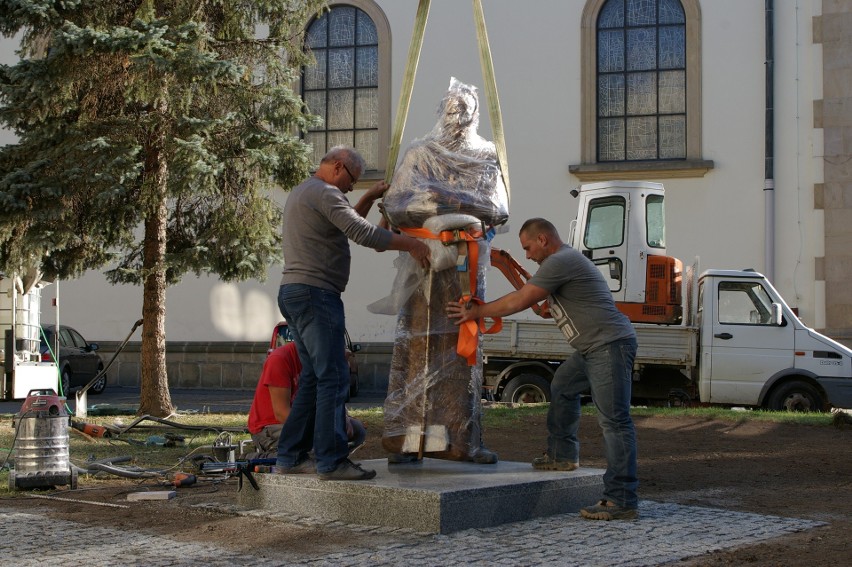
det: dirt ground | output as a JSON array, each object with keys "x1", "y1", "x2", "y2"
[{"x1": 3, "y1": 412, "x2": 851, "y2": 565}]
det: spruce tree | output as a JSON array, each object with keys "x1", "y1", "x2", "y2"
[{"x1": 0, "y1": 0, "x2": 326, "y2": 416}]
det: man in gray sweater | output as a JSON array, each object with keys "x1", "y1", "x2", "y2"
[{"x1": 274, "y1": 146, "x2": 430, "y2": 481}]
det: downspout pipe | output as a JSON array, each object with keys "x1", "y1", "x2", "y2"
[{"x1": 765, "y1": 0, "x2": 776, "y2": 282}]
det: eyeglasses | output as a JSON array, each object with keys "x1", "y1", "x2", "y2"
[{"x1": 340, "y1": 161, "x2": 357, "y2": 185}]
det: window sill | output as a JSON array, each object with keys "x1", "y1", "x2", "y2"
[{"x1": 568, "y1": 159, "x2": 715, "y2": 181}]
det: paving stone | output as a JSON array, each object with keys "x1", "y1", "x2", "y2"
[{"x1": 0, "y1": 500, "x2": 824, "y2": 566}]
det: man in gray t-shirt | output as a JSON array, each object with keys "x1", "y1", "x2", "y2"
[
  {"x1": 530, "y1": 244, "x2": 635, "y2": 355},
  {"x1": 447, "y1": 218, "x2": 639, "y2": 520}
]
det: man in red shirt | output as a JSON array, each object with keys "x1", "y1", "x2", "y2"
[{"x1": 247, "y1": 342, "x2": 366, "y2": 460}]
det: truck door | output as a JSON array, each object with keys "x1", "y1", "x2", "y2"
[
  {"x1": 577, "y1": 193, "x2": 637, "y2": 303},
  {"x1": 706, "y1": 277, "x2": 794, "y2": 405},
  {"x1": 571, "y1": 183, "x2": 666, "y2": 305}
]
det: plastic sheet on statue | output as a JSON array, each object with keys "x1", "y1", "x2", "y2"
[
  {"x1": 381, "y1": 320, "x2": 485, "y2": 460},
  {"x1": 382, "y1": 77, "x2": 509, "y2": 230},
  {"x1": 378, "y1": 78, "x2": 506, "y2": 462},
  {"x1": 367, "y1": 213, "x2": 489, "y2": 315}
]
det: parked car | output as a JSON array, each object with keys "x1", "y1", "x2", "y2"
[
  {"x1": 269, "y1": 321, "x2": 361, "y2": 399},
  {"x1": 39, "y1": 325, "x2": 106, "y2": 396}
]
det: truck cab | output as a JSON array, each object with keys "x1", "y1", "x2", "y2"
[
  {"x1": 568, "y1": 181, "x2": 683, "y2": 324},
  {"x1": 697, "y1": 269, "x2": 852, "y2": 411}
]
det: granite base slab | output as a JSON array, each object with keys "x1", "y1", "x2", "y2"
[{"x1": 238, "y1": 458, "x2": 604, "y2": 534}]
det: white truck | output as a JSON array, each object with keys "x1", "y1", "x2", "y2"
[
  {"x1": 482, "y1": 181, "x2": 852, "y2": 412},
  {"x1": 0, "y1": 271, "x2": 58, "y2": 400}
]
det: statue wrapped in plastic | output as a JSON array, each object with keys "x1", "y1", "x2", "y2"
[{"x1": 372, "y1": 78, "x2": 508, "y2": 464}]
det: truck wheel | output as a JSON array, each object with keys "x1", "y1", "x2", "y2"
[
  {"x1": 667, "y1": 389, "x2": 692, "y2": 408},
  {"x1": 766, "y1": 381, "x2": 825, "y2": 412},
  {"x1": 502, "y1": 374, "x2": 551, "y2": 404}
]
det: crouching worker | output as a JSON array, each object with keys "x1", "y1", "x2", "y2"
[{"x1": 247, "y1": 342, "x2": 366, "y2": 461}]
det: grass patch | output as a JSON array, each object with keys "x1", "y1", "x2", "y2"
[
  {"x1": 0, "y1": 413, "x2": 250, "y2": 497},
  {"x1": 0, "y1": 403, "x2": 838, "y2": 496},
  {"x1": 628, "y1": 405, "x2": 835, "y2": 426},
  {"x1": 355, "y1": 403, "x2": 836, "y2": 427}
]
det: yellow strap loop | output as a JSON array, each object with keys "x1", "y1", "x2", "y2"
[
  {"x1": 472, "y1": 0, "x2": 511, "y2": 206},
  {"x1": 384, "y1": 0, "x2": 431, "y2": 184}
]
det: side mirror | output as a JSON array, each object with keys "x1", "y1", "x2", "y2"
[
  {"x1": 351, "y1": 343, "x2": 362, "y2": 353},
  {"x1": 88, "y1": 343, "x2": 100, "y2": 352},
  {"x1": 770, "y1": 303, "x2": 783, "y2": 326}
]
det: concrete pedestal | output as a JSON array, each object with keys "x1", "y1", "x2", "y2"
[{"x1": 238, "y1": 458, "x2": 604, "y2": 534}]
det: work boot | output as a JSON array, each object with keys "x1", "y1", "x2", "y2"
[
  {"x1": 532, "y1": 452, "x2": 579, "y2": 471},
  {"x1": 318, "y1": 459, "x2": 376, "y2": 481},
  {"x1": 271, "y1": 456, "x2": 317, "y2": 475},
  {"x1": 470, "y1": 446, "x2": 498, "y2": 464},
  {"x1": 387, "y1": 452, "x2": 421, "y2": 464},
  {"x1": 579, "y1": 499, "x2": 638, "y2": 521}
]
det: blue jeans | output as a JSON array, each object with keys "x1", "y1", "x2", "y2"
[
  {"x1": 276, "y1": 283, "x2": 350, "y2": 473},
  {"x1": 548, "y1": 338, "x2": 638, "y2": 509},
  {"x1": 348, "y1": 416, "x2": 367, "y2": 448}
]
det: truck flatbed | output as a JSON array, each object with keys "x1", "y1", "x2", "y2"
[{"x1": 482, "y1": 318, "x2": 698, "y2": 368}]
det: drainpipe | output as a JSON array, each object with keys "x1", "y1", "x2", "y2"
[{"x1": 764, "y1": 0, "x2": 775, "y2": 282}]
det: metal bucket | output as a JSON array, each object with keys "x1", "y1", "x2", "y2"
[{"x1": 10, "y1": 390, "x2": 77, "y2": 490}]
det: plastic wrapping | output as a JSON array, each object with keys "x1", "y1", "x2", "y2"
[
  {"x1": 378, "y1": 78, "x2": 506, "y2": 462},
  {"x1": 367, "y1": 213, "x2": 483, "y2": 315},
  {"x1": 382, "y1": 77, "x2": 509, "y2": 229}
]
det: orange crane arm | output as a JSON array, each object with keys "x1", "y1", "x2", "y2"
[{"x1": 489, "y1": 247, "x2": 550, "y2": 318}]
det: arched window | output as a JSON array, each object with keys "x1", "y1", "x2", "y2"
[
  {"x1": 597, "y1": 0, "x2": 686, "y2": 161},
  {"x1": 302, "y1": 1, "x2": 390, "y2": 174},
  {"x1": 573, "y1": 0, "x2": 711, "y2": 180}
]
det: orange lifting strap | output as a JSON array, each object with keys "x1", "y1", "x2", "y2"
[{"x1": 401, "y1": 226, "x2": 503, "y2": 365}]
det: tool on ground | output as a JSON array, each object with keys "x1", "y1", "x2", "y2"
[
  {"x1": 200, "y1": 458, "x2": 276, "y2": 491},
  {"x1": 70, "y1": 420, "x2": 110, "y2": 438},
  {"x1": 172, "y1": 473, "x2": 197, "y2": 487},
  {"x1": 213, "y1": 432, "x2": 238, "y2": 462}
]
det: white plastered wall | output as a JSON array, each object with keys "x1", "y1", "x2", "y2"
[{"x1": 0, "y1": 0, "x2": 825, "y2": 342}]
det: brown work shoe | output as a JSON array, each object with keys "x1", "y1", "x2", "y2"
[
  {"x1": 531, "y1": 453, "x2": 579, "y2": 471},
  {"x1": 471, "y1": 447, "x2": 499, "y2": 464},
  {"x1": 580, "y1": 499, "x2": 638, "y2": 521},
  {"x1": 318, "y1": 459, "x2": 376, "y2": 481},
  {"x1": 271, "y1": 457, "x2": 316, "y2": 475}
]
